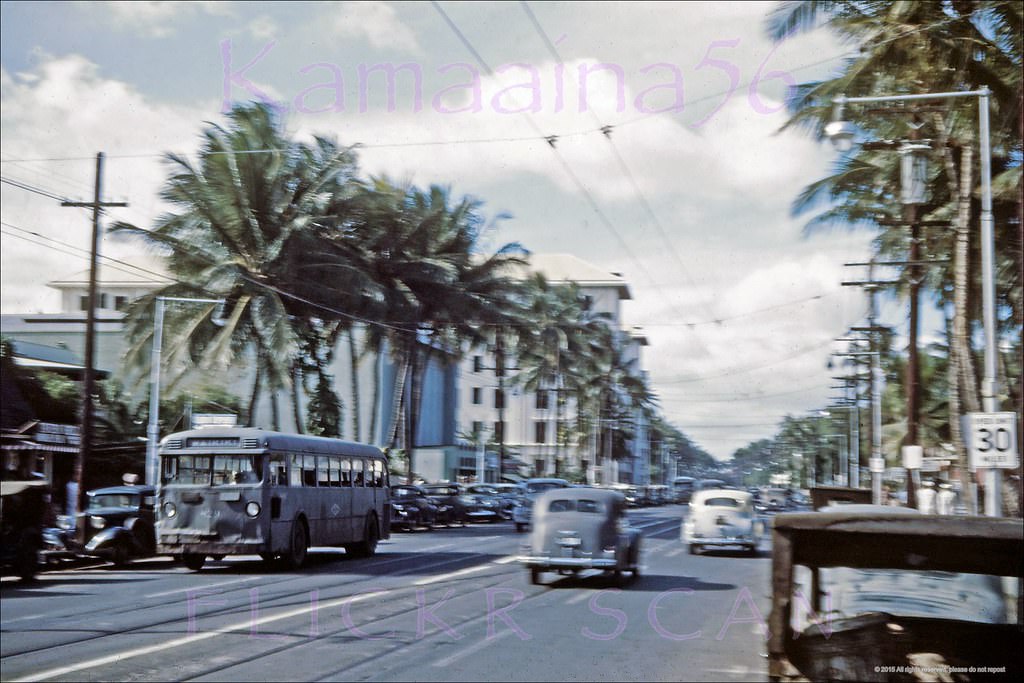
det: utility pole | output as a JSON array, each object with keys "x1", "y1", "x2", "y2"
[{"x1": 61, "y1": 152, "x2": 127, "y2": 544}]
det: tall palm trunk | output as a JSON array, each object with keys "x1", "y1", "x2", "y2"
[
  {"x1": 405, "y1": 341, "x2": 424, "y2": 484},
  {"x1": 291, "y1": 362, "x2": 305, "y2": 434},
  {"x1": 386, "y1": 344, "x2": 411, "y2": 449},
  {"x1": 247, "y1": 362, "x2": 263, "y2": 427},
  {"x1": 349, "y1": 327, "x2": 361, "y2": 442},
  {"x1": 370, "y1": 337, "x2": 382, "y2": 445}
]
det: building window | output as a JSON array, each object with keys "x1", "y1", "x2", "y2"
[
  {"x1": 472, "y1": 421, "x2": 483, "y2": 437},
  {"x1": 581, "y1": 295, "x2": 593, "y2": 311},
  {"x1": 114, "y1": 295, "x2": 129, "y2": 311},
  {"x1": 493, "y1": 421, "x2": 504, "y2": 442},
  {"x1": 472, "y1": 387, "x2": 482, "y2": 405},
  {"x1": 473, "y1": 355, "x2": 483, "y2": 372},
  {"x1": 494, "y1": 389, "x2": 504, "y2": 410},
  {"x1": 534, "y1": 421, "x2": 547, "y2": 444},
  {"x1": 98, "y1": 293, "x2": 109, "y2": 309},
  {"x1": 535, "y1": 390, "x2": 549, "y2": 410},
  {"x1": 79, "y1": 295, "x2": 89, "y2": 311}
]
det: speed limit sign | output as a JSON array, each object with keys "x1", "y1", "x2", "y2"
[{"x1": 963, "y1": 412, "x2": 1019, "y2": 471}]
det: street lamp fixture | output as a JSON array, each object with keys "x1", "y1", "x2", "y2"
[
  {"x1": 146, "y1": 296, "x2": 226, "y2": 486},
  {"x1": 828, "y1": 87, "x2": 1001, "y2": 515}
]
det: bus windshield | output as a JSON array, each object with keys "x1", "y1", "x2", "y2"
[{"x1": 163, "y1": 454, "x2": 262, "y2": 485}]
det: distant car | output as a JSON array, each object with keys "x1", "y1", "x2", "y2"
[
  {"x1": 80, "y1": 485, "x2": 157, "y2": 566},
  {"x1": 513, "y1": 478, "x2": 571, "y2": 532},
  {"x1": 683, "y1": 489, "x2": 761, "y2": 556},
  {"x1": 519, "y1": 487, "x2": 641, "y2": 586},
  {"x1": 389, "y1": 484, "x2": 438, "y2": 531},
  {"x1": 460, "y1": 484, "x2": 504, "y2": 523},
  {"x1": 489, "y1": 483, "x2": 525, "y2": 519},
  {"x1": 756, "y1": 487, "x2": 790, "y2": 513},
  {"x1": 421, "y1": 484, "x2": 469, "y2": 527}
]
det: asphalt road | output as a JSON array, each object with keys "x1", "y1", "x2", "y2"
[{"x1": 1, "y1": 505, "x2": 772, "y2": 682}]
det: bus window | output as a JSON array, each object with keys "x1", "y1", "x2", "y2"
[
  {"x1": 340, "y1": 458, "x2": 352, "y2": 487},
  {"x1": 289, "y1": 455, "x2": 302, "y2": 487},
  {"x1": 303, "y1": 455, "x2": 317, "y2": 487},
  {"x1": 353, "y1": 460, "x2": 365, "y2": 487},
  {"x1": 212, "y1": 455, "x2": 259, "y2": 485},
  {"x1": 268, "y1": 455, "x2": 286, "y2": 486},
  {"x1": 317, "y1": 456, "x2": 329, "y2": 487},
  {"x1": 328, "y1": 457, "x2": 341, "y2": 487},
  {"x1": 372, "y1": 460, "x2": 385, "y2": 487},
  {"x1": 176, "y1": 455, "x2": 211, "y2": 485}
]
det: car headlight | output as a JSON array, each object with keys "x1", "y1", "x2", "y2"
[
  {"x1": 245, "y1": 501, "x2": 261, "y2": 517},
  {"x1": 90, "y1": 515, "x2": 106, "y2": 530},
  {"x1": 162, "y1": 501, "x2": 177, "y2": 518}
]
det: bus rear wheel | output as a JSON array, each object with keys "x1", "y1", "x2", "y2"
[
  {"x1": 183, "y1": 553, "x2": 205, "y2": 571},
  {"x1": 347, "y1": 514, "x2": 379, "y2": 558},
  {"x1": 282, "y1": 519, "x2": 308, "y2": 569}
]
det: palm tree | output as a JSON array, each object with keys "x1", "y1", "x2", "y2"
[
  {"x1": 113, "y1": 102, "x2": 359, "y2": 430},
  {"x1": 766, "y1": 0, "x2": 1022, "y2": 501}
]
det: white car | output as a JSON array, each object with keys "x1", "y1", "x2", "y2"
[
  {"x1": 682, "y1": 489, "x2": 761, "y2": 555},
  {"x1": 513, "y1": 478, "x2": 570, "y2": 532}
]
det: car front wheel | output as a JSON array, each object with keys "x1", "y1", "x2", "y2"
[{"x1": 183, "y1": 553, "x2": 205, "y2": 571}]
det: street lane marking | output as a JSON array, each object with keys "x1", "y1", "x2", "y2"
[
  {"x1": 665, "y1": 547, "x2": 683, "y2": 558},
  {"x1": 145, "y1": 576, "x2": 260, "y2": 599},
  {"x1": 411, "y1": 555, "x2": 516, "y2": 585},
  {"x1": 9, "y1": 588, "x2": 394, "y2": 683},
  {"x1": 431, "y1": 628, "x2": 514, "y2": 667},
  {"x1": 565, "y1": 591, "x2": 592, "y2": 605}
]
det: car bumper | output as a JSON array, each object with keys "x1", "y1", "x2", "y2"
[
  {"x1": 518, "y1": 555, "x2": 618, "y2": 569},
  {"x1": 688, "y1": 536, "x2": 755, "y2": 547}
]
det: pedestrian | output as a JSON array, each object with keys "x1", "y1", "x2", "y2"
[
  {"x1": 936, "y1": 482, "x2": 956, "y2": 515},
  {"x1": 916, "y1": 480, "x2": 936, "y2": 514}
]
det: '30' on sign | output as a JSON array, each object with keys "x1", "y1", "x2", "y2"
[{"x1": 963, "y1": 412, "x2": 1019, "y2": 471}]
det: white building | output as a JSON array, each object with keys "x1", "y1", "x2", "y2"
[{"x1": 457, "y1": 254, "x2": 652, "y2": 484}]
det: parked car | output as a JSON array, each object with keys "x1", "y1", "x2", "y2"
[
  {"x1": 0, "y1": 479, "x2": 48, "y2": 581},
  {"x1": 389, "y1": 484, "x2": 438, "y2": 531},
  {"x1": 513, "y1": 478, "x2": 571, "y2": 532},
  {"x1": 489, "y1": 483, "x2": 524, "y2": 519},
  {"x1": 421, "y1": 483, "x2": 469, "y2": 527},
  {"x1": 607, "y1": 483, "x2": 642, "y2": 506},
  {"x1": 461, "y1": 484, "x2": 504, "y2": 523},
  {"x1": 79, "y1": 484, "x2": 157, "y2": 566},
  {"x1": 682, "y1": 488, "x2": 761, "y2": 555},
  {"x1": 768, "y1": 508, "x2": 1023, "y2": 682},
  {"x1": 519, "y1": 487, "x2": 641, "y2": 586}
]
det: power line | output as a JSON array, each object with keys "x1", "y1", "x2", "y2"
[
  {"x1": 1, "y1": 175, "x2": 71, "y2": 202},
  {"x1": 657, "y1": 337, "x2": 835, "y2": 384}
]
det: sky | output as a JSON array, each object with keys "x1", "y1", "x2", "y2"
[{"x1": 0, "y1": 1, "x2": 934, "y2": 460}]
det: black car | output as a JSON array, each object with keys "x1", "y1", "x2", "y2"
[
  {"x1": 80, "y1": 485, "x2": 157, "y2": 566},
  {"x1": 389, "y1": 485, "x2": 438, "y2": 531},
  {"x1": 422, "y1": 484, "x2": 469, "y2": 527}
]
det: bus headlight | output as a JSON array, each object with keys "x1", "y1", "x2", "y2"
[
  {"x1": 90, "y1": 516, "x2": 106, "y2": 530},
  {"x1": 162, "y1": 502, "x2": 177, "y2": 518},
  {"x1": 245, "y1": 501, "x2": 261, "y2": 518}
]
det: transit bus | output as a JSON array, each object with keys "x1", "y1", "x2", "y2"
[{"x1": 156, "y1": 428, "x2": 390, "y2": 570}]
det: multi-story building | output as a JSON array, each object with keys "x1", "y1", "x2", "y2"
[{"x1": 457, "y1": 254, "x2": 652, "y2": 485}]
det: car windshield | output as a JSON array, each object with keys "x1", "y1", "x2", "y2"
[
  {"x1": 548, "y1": 499, "x2": 602, "y2": 513},
  {"x1": 527, "y1": 482, "x2": 565, "y2": 494},
  {"x1": 470, "y1": 486, "x2": 498, "y2": 496},
  {"x1": 393, "y1": 487, "x2": 421, "y2": 498},
  {"x1": 424, "y1": 486, "x2": 455, "y2": 495},
  {"x1": 88, "y1": 493, "x2": 138, "y2": 510},
  {"x1": 705, "y1": 497, "x2": 741, "y2": 507}
]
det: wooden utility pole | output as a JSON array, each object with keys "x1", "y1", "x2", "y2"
[{"x1": 61, "y1": 152, "x2": 127, "y2": 543}]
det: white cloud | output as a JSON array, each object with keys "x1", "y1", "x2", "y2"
[
  {"x1": 100, "y1": 1, "x2": 234, "y2": 38},
  {"x1": 1, "y1": 54, "x2": 216, "y2": 313},
  {"x1": 332, "y1": 1, "x2": 422, "y2": 55}
]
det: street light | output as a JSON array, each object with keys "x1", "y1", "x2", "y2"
[
  {"x1": 828, "y1": 88, "x2": 1001, "y2": 516},
  {"x1": 146, "y1": 296, "x2": 226, "y2": 486}
]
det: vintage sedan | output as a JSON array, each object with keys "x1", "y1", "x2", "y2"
[
  {"x1": 80, "y1": 484, "x2": 157, "y2": 566},
  {"x1": 519, "y1": 488, "x2": 641, "y2": 586},
  {"x1": 389, "y1": 484, "x2": 438, "y2": 531},
  {"x1": 683, "y1": 488, "x2": 761, "y2": 555},
  {"x1": 421, "y1": 483, "x2": 469, "y2": 527}
]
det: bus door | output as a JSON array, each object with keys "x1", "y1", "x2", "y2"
[
  {"x1": 351, "y1": 459, "x2": 370, "y2": 536},
  {"x1": 266, "y1": 453, "x2": 288, "y2": 546},
  {"x1": 339, "y1": 458, "x2": 355, "y2": 539}
]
